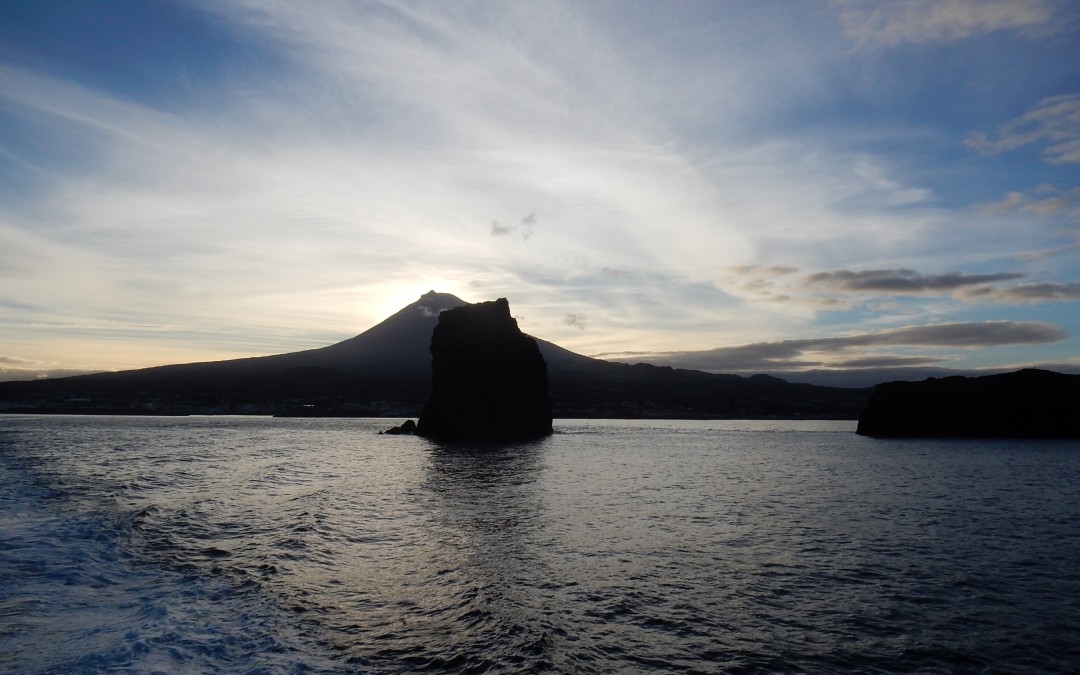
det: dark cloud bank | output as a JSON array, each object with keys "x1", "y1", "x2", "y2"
[
  {"x1": 607, "y1": 321, "x2": 1070, "y2": 387},
  {"x1": 804, "y1": 269, "x2": 1025, "y2": 293}
]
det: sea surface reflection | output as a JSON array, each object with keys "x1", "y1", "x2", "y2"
[{"x1": 1, "y1": 416, "x2": 1078, "y2": 673}]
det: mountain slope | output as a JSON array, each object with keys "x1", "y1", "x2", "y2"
[{"x1": 0, "y1": 292, "x2": 870, "y2": 418}]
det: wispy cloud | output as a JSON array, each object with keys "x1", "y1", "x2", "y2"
[
  {"x1": 0, "y1": 365, "x2": 107, "y2": 382},
  {"x1": 717, "y1": 265, "x2": 801, "y2": 304},
  {"x1": 966, "y1": 94, "x2": 1080, "y2": 163},
  {"x1": 832, "y1": 0, "x2": 1057, "y2": 47},
  {"x1": 564, "y1": 313, "x2": 586, "y2": 331},
  {"x1": 977, "y1": 184, "x2": 1080, "y2": 220},
  {"x1": 0, "y1": 2, "x2": 878, "y2": 360},
  {"x1": 0, "y1": 353, "x2": 108, "y2": 382},
  {"x1": 974, "y1": 185, "x2": 1080, "y2": 262},
  {"x1": 2, "y1": 2, "x2": 1079, "y2": 378},
  {"x1": 1016, "y1": 241, "x2": 1080, "y2": 260},
  {"x1": 959, "y1": 281, "x2": 1080, "y2": 303},
  {"x1": 977, "y1": 191, "x2": 1027, "y2": 216},
  {"x1": 490, "y1": 213, "x2": 537, "y2": 240}
]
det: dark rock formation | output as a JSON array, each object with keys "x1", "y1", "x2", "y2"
[
  {"x1": 857, "y1": 368, "x2": 1080, "y2": 438},
  {"x1": 380, "y1": 419, "x2": 416, "y2": 435},
  {"x1": 417, "y1": 298, "x2": 553, "y2": 441}
]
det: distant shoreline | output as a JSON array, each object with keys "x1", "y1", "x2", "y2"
[{"x1": 0, "y1": 410, "x2": 861, "y2": 421}]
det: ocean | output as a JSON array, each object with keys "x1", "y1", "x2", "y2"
[{"x1": 1, "y1": 415, "x2": 1078, "y2": 674}]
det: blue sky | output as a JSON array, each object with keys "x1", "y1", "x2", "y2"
[{"x1": 2, "y1": 0, "x2": 1079, "y2": 383}]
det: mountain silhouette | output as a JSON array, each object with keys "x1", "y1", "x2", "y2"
[{"x1": 0, "y1": 291, "x2": 869, "y2": 418}]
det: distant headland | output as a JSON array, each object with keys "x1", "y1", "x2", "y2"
[{"x1": 857, "y1": 368, "x2": 1080, "y2": 438}]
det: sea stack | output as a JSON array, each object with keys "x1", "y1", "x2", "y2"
[{"x1": 417, "y1": 298, "x2": 553, "y2": 441}]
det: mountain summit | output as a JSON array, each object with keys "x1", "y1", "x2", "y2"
[{"x1": 304, "y1": 290, "x2": 467, "y2": 375}]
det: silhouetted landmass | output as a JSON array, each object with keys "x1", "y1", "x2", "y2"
[
  {"x1": 857, "y1": 368, "x2": 1080, "y2": 438},
  {"x1": 417, "y1": 298, "x2": 552, "y2": 441},
  {"x1": 380, "y1": 420, "x2": 416, "y2": 435},
  {"x1": 0, "y1": 291, "x2": 870, "y2": 419}
]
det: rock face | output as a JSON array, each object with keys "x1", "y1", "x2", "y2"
[
  {"x1": 417, "y1": 298, "x2": 553, "y2": 441},
  {"x1": 856, "y1": 368, "x2": 1080, "y2": 438}
]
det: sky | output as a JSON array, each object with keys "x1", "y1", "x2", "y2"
[{"x1": 2, "y1": 0, "x2": 1080, "y2": 385}]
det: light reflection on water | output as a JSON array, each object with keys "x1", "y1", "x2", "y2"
[{"x1": 1, "y1": 415, "x2": 1078, "y2": 673}]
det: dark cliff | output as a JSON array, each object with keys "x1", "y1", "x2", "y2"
[
  {"x1": 856, "y1": 368, "x2": 1080, "y2": 438},
  {"x1": 417, "y1": 298, "x2": 553, "y2": 441}
]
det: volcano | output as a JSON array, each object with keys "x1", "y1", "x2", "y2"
[{"x1": 0, "y1": 292, "x2": 870, "y2": 418}]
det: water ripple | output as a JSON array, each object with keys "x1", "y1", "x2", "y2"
[{"x1": 2, "y1": 416, "x2": 1080, "y2": 673}]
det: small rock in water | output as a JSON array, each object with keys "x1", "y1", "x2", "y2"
[{"x1": 380, "y1": 419, "x2": 417, "y2": 435}]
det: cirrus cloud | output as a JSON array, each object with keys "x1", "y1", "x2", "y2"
[
  {"x1": 832, "y1": 0, "x2": 1057, "y2": 47},
  {"x1": 965, "y1": 94, "x2": 1080, "y2": 164}
]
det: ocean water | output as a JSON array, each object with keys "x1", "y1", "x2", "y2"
[{"x1": 1, "y1": 416, "x2": 1078, "y2": 674}]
